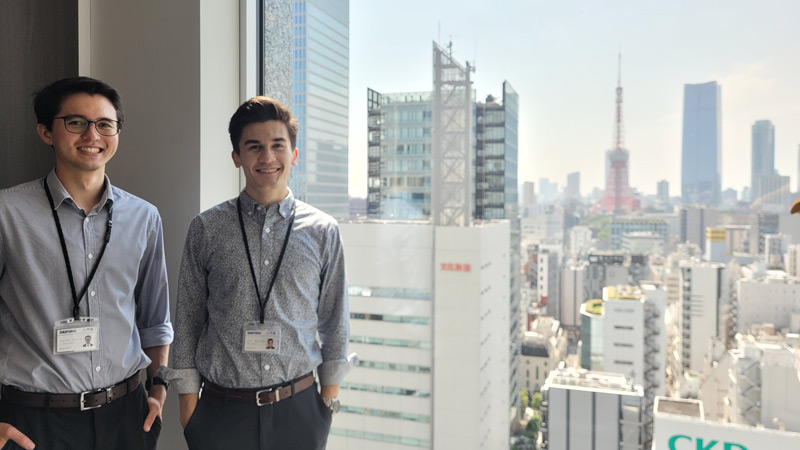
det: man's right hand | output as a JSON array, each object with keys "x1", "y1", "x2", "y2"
[
  {"x1": 178, "y1": 393, "x2": 199, "y2": 429},
  {"x1": 0, "y1": 423, "x2": 35, "y2": 449}
]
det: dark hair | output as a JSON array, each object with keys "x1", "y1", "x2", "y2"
[
  {"x1": 34, "y1": 77, "x2": 124, "y2": 131},
  {"x1": 228, "y1": 97, "x2": 298, "y2": 154}
]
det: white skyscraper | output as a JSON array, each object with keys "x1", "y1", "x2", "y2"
[
  {"x1": 602, "y1": 284, "x2": 667, "y2": 448},
  {"x1": 334, "y1": 221, "x2": 510, "y2": 449},
  {"x1": 560, "y1": 261, "x2": 587, "y2": 330},
  {"x1": 677, "y1": 261, "x2": 728, "y2": 374}
]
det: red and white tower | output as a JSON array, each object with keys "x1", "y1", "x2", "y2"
[{"x1": 594, "y1": 54, "x2": 640, "y2": 216}]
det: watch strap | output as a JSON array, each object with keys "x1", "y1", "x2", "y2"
[{"x1": 145, "y1": 376, "x2": 170, "y2": 391}]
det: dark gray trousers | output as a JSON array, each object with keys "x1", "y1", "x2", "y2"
[
  {"x1": 183, "y1": 385, "x2": 332, "y2": 450},
  {"x1": 0, "y1": 384, "x2": 161, "y2": 450}
]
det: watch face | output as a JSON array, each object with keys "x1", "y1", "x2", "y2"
[{"x1": 325, "y1": 398, "x2": 340, "y2": 413}]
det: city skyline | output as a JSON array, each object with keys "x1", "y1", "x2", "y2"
[{"x1": 347, "y1": 0, "x2": 800, "y2": 198}]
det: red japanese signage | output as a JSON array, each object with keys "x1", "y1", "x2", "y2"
[{"x1": 440, "y1": 263, "x2": 471, "y2": 272}]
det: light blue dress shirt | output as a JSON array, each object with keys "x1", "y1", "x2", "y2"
[{"x1": 0, "y1": 170, "x2": 173, "y2": 393}]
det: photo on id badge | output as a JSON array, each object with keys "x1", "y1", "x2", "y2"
[
  {"x1": 53, "y1": 317, "x2": 100, "y2": 354},
  {"x1": 243, "y1": 322, "x2": 281, "y2": 353}
]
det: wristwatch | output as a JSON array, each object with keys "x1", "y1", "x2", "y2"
[
  {"x1": 145, "y1": 376, "x2": 170, "y2": 392},
  {"x1": 323, "y1": 397, "x2": 340, "y2": 414}
]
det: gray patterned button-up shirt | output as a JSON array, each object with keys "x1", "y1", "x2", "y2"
[{"x1": 171, "y1": 190, "x2": 350, "y2": 393}]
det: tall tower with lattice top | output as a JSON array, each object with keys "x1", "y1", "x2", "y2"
[{"x1": 594, "y1": 55, "x2": 640, "y2": 216}]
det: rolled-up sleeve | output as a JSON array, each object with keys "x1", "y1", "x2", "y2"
[
  {"x1": 135, "y1": 211, "x2": 173, "y2": 348},
  {"x1": 316, "y1": 223, "x2": 351, "y2": 386},
  {"x1": 171, "y1": 217, "x2": 210, "y2": 393}
]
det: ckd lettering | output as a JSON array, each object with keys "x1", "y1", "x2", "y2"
[{"x1": 668, "y1": 435, "x2": 747, "y2": 450}]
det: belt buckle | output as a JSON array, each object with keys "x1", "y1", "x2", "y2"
[
  {"x1": 80, "y1": 386, "x2": 113, "y2": 411},
  {"x1": 255, "y1": 387, "x2": 279, "y2": 406}
]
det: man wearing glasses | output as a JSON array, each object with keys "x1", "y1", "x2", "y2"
[{"x1": 0, "y1": 77, "x2": 173, "y2": 449}]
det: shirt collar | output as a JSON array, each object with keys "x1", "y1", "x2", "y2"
[
  {"x1": 238, "y1": 189, "x2": 295, "y2": 219},
  {"x1": 45, "y1": 169, "x2": 114, "y2": 213}
]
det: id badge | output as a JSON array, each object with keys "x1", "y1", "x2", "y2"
[
  {"x1": 243, "y1": 322, "x2": 281, "y2": 353},
  {"x1": 53, "y1": 317, "x2": 100, "y2": 354}
]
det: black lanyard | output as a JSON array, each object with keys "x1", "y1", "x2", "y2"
[
  {"x1": 237, "y1": 198, "x2": 295, "y2": 324},
  {"x1": 44, "y1": 178, "x2": 113, "y2": 320}
]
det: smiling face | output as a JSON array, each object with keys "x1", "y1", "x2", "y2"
[
  {"x1": 232, "y1": 120, "x2": 298, "y2": 206},
  {"x1": 37, "y1": 93, "x2": 119, "y2": 178}
]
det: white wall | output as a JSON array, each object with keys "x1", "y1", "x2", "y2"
[{"x1": 86, "y1": 2, "x2": 243, "y2": 448}]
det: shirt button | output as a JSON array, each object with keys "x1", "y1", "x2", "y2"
[
  {"x1": 88, "y1": 253, "x2": 94, "y2": 259},
  {"x1": 90, "y1": 291, "x2": 96, "y2": 297},
  {"x1": 95, "y1": 366, "x2": 101, "y2": 372},
  {"x1": 257, "y1": 206, "x2": 263, "y2": 210},
  {"x1": 264, "y1": 260, "x2": 269, "y2": 265},
  {"x1": 264, "y1": 228, "x2": 271, "y2": 234},
  {"x1": 264, "y1": 365, "x2": 270, "y2": 370}
]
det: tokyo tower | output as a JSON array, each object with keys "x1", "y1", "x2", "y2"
[{"x1": 593, "y1": 54, "x2": 640, "y2": 216}]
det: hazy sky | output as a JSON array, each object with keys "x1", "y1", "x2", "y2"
[{"x1": 346, "y1": 0, "x2": 800, "y2": 198}]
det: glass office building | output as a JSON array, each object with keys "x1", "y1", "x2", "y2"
[
  {"x1": 284, "y1": 0, "x2": 350, "y2": 218},
  {"x1": 681, "y1": 81, "x2": 721, "y2": 206}
]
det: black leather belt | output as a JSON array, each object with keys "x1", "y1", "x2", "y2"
[
  {"x1": 202, "y1": 372, "x2": 315, "y2": 406},
  {"x1": 1, "y1": 372, "x2": 141, "y2": 411}
]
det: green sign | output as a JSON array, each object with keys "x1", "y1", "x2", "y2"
[{"x1": 668, "y1": 435, "x2": 748, "y2": 450}]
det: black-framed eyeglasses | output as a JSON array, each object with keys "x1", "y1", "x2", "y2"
[{"x1": 54, "y1": 115, "x2": 121, "y2": 136}]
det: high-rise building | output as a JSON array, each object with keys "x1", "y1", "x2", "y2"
[
  {"x1": 679, "y1": 206, "x2": 716, "y2": 250},
  {"x1": 566, "y1": 172, "x2": 580, "y2": 201},
  {"x1": 366, "y1": 89, "x2": 432, "y2": 219},
  {"x1": 542, "y1": 368, "x2": 644, "y2": 450},
  {"x1": 363, "y1": 43, "x2": 524, "y2": 436},
  {"x1": 521, "y1": 181, "x2": 535, "y2": 214},
  {"x1": 560, "y1": 261, "x2": 587, "y2": 330},
  {"x1": 677, "y1": 262, "x2": 727, "y2": 374},
  {"x1": 602, "y1": 284, "x2": 667, "y2": 448},
  {"x1": 681, "y1": 81, "x2": 721, "y2": 206},
  {"x1": 335, "y1": 221, "x2": 511, "y2": 449},
  {"x1": 751, "y1": 120, "x2": 775, "y2": 201},
  {"x1": 274, "y1": 0, "x2": 350, "y2": 218},
  {"x1": 473, "y1": 82, "x2": 523, "y2": 414},
  {"x1": 657, "y1": 180, "x2": 669, "y2": 203}
]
